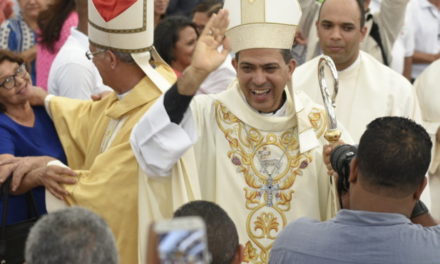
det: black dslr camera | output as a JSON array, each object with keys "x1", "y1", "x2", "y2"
[{"x1": 330, "y1": 144, "x2": 357, "y2": 195}]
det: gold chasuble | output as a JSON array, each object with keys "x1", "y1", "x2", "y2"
[
  {"x1": 48, "y1": 69, "x2": 200, "y2": 264},
  {"x1": 190, "y1": 81, "x2": 339, "y2": 263}
]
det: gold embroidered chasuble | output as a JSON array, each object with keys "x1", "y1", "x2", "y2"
[
  {"x1": 48, "y1": 72, "x2": 200, "y2": 264},
  {"x1": 190, "y1": 81, "x2": 337, "y2": 263}
]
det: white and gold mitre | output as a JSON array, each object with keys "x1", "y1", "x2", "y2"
[
  {"x1": 88, "y1": 0, "x2": 175, "y2": 91},
  {"x1": 224, "y1": 0, "x2": 302, "y2": 52},
  {"x1": 88, "y1": 0, "x2": 153, "y2": 52}
]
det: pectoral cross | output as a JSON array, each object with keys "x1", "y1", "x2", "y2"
[{"x1": 259, "y1": 177, "x2": 280, "y2": 207}]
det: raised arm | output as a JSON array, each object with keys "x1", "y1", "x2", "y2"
[{"x1": 130, "y1": 10, "x2": 230, "y2": 177}]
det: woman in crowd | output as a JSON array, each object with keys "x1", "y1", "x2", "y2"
[
  {"x1": 0, "y1": 50, "x2": 69, "y2": 224},
  {"x1": 154, "y1": 0, "x2": 170, "y2": 27},
  {"x1": 154, "y1": 16, "x2": 198, "y2": 77},
  {"x1": 36, "y1": 0, "x2": 77, "y2": 90},
  {"x1": 0, "y1": 0, "x2": 50, "y2": 84}
]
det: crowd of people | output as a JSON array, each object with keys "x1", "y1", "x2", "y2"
[{"x1": 0, "y1": 0, "x2": 439, "y2": 263}]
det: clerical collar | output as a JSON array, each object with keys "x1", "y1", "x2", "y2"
[
  {"x1": 257, "y1": 92, "x2": 288, "y2": 117},
  {"x1": 338, "y1": 54, "x2": 361, "y2": 74},
  {"x1": 237, "y1": 87, "x2": 288, "y2": 117}
]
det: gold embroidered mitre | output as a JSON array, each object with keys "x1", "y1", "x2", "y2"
[{"x1": 224, "y1": 0, "x2": 302, "y2": 52}]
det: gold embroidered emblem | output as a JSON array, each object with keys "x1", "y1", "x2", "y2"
[
  {"x1": 215, "y1": 102, "x2": 321, "y2": 263},
  {"x1": 308, "y1": 107, "x2": 327, "y2": 138}
]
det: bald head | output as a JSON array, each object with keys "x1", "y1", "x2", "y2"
[
  {"x1": 319, "y1": 0, "x2": 365, "y2": 28},
  {"x1": 316, "y1": 0, "x2": 367, "y2": 70}
]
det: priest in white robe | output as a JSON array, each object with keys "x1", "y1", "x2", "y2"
[
  {"x1": 294, "y1": 0, "x2": 430, "y2": 206},
  {"x1": 301, "y1": 0, "x2": 409, "y2": 65},
  {"x1": 131, "y1": 1, "x2": 352, "y2": 263},
  {"x1": 295, "y1": 0, "x2": 422, "y2": 142},
  {"x1": 414, "y1": 59, "x2": 440, "y2": 219}
]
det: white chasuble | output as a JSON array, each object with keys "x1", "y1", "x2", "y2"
[{"x1": 190, "y1": 82, "x2": 339, "y2": 263}]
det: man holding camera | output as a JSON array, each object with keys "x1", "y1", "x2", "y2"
[{"x1": 270, "y1": 116, "x2": 440, "y2": 264}]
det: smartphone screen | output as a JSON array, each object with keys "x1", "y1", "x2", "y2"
[{"x1": 155, "y1": 217, "x2": 211, "y2": 264}]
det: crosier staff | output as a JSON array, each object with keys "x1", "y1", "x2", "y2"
[{"x1": 318, "y1": 55, "x2": 342, "y2": 212}]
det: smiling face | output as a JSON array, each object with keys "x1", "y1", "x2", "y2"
[
  {"x1": 0, "y1": 60, "x2": 32, "y2": 108},
  {"x1": 232, "y1": 48, "x2": 295, "y2": 113},
  {"x1": 18, "y1": 0, "x2": 49, "y2": 20},
  {"x1": 316, "y1": 0, "x2": 367, "y2": 71},
  {"x1": 171, "y1": 26, "x2": 198, "y2": 72}
]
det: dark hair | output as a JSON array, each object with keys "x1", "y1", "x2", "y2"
[
  {"x1": 235, "y1": 49, "x2": 293, "y2": 64},
  {"x1": 174, "y1": 200, "x2": 239, "y2": 264},
  {"x1": 318, "y1": 0, "x2": 366, "y2": 28},
  {"x1": 37, "y1": 0, "x2": 76, "y2": 52},
  {"x1": 154, "y1": 16, "x2": 199, "y2": 65},
  {"x1": 357, "y1": 117, "x2": 432, "y2": 197},
  {"x1": 0, "y1": 50, "x2": 24, "y2": 112},
  {"x1": 192, "y1": 0, "x2": 223, "y2": 17}
]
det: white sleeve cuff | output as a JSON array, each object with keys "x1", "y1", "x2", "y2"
[
  {"x1": 44, "y1": 94, "x2": 55, "y2": 119},
  {"x1": 130, "y1": 94, "x2": 197, "y2": 178},
  {"x1": 47, "y1": 159, "x2": 69, "y2": 168}
]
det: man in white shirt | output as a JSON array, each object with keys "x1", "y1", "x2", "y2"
[
  {"x1": 47, "y1": 0, "x2": 110, "y2": 100},
  {"x1": 408, "y1": 0, "x2": 440, "y2": 79}
]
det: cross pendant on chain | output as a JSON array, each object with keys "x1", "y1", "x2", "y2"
[{"x1": 259, "y1": 176, "x2": 280, "y2": 207}]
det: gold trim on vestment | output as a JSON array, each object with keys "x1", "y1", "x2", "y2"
[
  {"x1": 89, "y1": 40, "x2": 153, "y2": 53},
  {"x1": 215, "y1": 102, "x2": 328, "y2": 264}
]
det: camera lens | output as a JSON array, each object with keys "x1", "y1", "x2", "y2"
[{"x1": 330, "y1": 144, "x2": 357, "y2": 174}]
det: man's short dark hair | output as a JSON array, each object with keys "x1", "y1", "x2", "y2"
[
  {"x1": 318, "y1": 0, "x2": 366, "y2": 28},
  {"x1": 357, "y1": 117, "x2": 432, "y2": 197},
  {"x1": 235, "y1": 49, "x2": 293, "y2": 64},
  {"x1": 174, "y1": 200, "x2": 239, "y2": 264},
  {"x1": 192, "y1": 0, "x2": 223, "y2": 17}
]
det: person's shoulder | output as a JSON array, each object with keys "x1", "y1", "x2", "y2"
[
  {"x1": 296, "y1": 90, "x2": 327, "y2": 123},
  {"x1": 361, "y1": 52, "x2": 412, "y2": 84},
  {"x1": 275, "y1": 217, "x2": 323, "y2": 245},
  {"x1": 0, "y1": 111, "x2": 9, "y2": 125},
  {"x1": 294, "y1": 56, "x2": 320, "y2": 76},
  {"x1": 418, "y1": 59, "x2": 440, "y2": 79},
  {"x1": 192, "y1": 93, "x2": 217, "y2": 111},
  {"x1": 284, "y1": 217, "x2": 322, "y2": 233}
]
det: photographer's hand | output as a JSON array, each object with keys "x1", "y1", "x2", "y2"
[
  {"x1": 411, "y1": 201, "x2": 439, "y2": 227},
  {"x1": 323, "y1": 141, "x2": 345, "y2": 176}
]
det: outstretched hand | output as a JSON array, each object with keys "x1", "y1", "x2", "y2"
[
  {"x1": 35, "y1": 165, "x2": 77, "y2": 200},
  {"x1": 177, "y1": 9, "x2": 230, "y2": 96}
]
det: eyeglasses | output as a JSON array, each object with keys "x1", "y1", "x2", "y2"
[
  {"x1": 85, "y1": 49, "x2": 107, "y2": 60},
  {"x1": 0, "y1": 64, "x2": 27, "y2": 90}
]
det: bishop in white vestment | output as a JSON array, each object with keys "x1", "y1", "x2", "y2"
[{"x1": 131, "y1": 1, "x2": 352, "y2": 262}]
